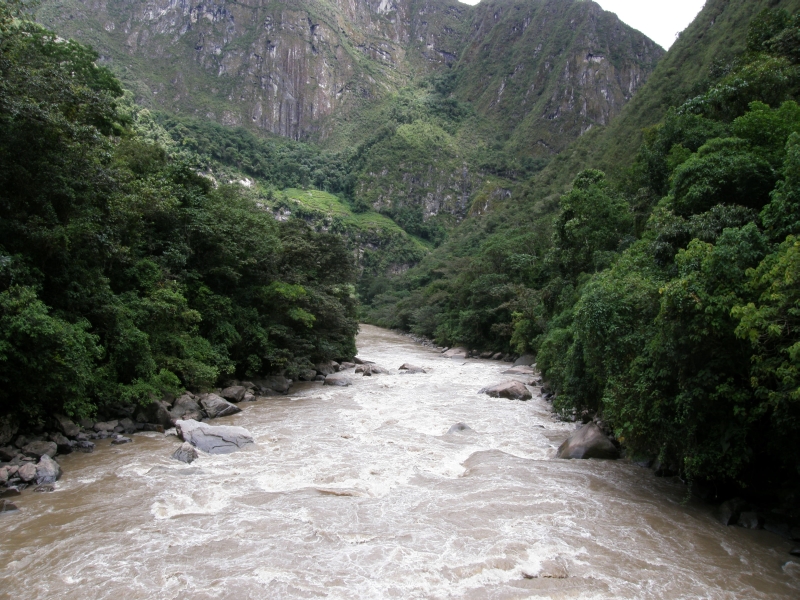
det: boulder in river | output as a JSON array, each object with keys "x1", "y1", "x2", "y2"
[
  {"x1": 53, "y1": 414, "x2": 80, "y2": 438},
  {"x1": 1, "y1": 499, "x2": 19, "y2": 514},
  {"x1": 22, "y1": 441, "x2": 57, "y2": 459},
  {"x1": 17, "y1": 463, "x2": 36, "y2": 482},
  {"x1": 253, "y1": 376, "x2": 292, "y2": 394},
  {"x1": 170, "y1": 395, "x2": 202, "y2": 422},
  {"x1": 556, "y1": 423, "x2": 619, "y2": 460},
  {"x1": 172, "y1": 441, "x2": 199, "y2": 464},
  {"x1": 513, "y1": 354, "x2": 536, "y2": 367},
  {"x1": 0, "y1": 467, "x2": 7, "y2": 485},
  {"x1": 220, "y1": 386, "x2": 247, "y2": 402},
  {"x1": 443, "y1": 347, "x2": 469, "y2": 359},
  {"x1": 447, "y1": 423, "x2": 474, "y2": 434},
  {"x1": 355, "y1": 364, "x2": 388, "y2": 376},
  {"x1": 315, "y1": 362, "x2": 337, "y2": 376},
  {"x1": 298, "y1": 369, "x2": 317, "y2": 381},
  {"x1": 737, "y1": 511, "x2": 763, "y2": 530},
  {"x1": 353, "y1": 357, "x2": 375, "y2": 365},
  {"x1": 93, "y1": 420, "x2": 119, "y2": 433},
  {"x1": 200, "y1": 393, "x2": 242, "y2": 419},
  {"x1": 716, "y1": 497, "x2": 750, "y2": 526},
  {"x1": 324, "y1": 372, "x2": 352, "y2": 386},
  {"x1": 176, "y1": 419, "x2": 254, "y2": 455},
  {"x1": 35, "y1": 455, "x2": 62, "y2": 484},
  {"x1": 399, "y1": 363, "x2": 426, "y2": 374},
  {"x1": 481, "y1": 381, "x2": 532, "y2": 401},
  {"x1": 50, "y1": 432, "x2": 72, "y2": 454}
]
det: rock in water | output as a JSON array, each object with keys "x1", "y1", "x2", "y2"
[
  {"x1": 716, "y1": 498, "x2": 750, "y2": 526},
  {"x1": 513, "y1": 354, "x2": 536, "y2": 367},
  {"x1": 172, "y1": 441, "x2": 199, "y2": 463},
  {"x1": 22, "y1": 441, "x2": 57, "y2": 459},
  {"x1": 175, "y1": 419, "x2": 254, "y2": 455},
  {"x1": 443, "y1": 347, "x2": 468, "y2": 359},
  {"x1": 324, "y1": 372, "x2": 352, "y2": 386},
  {"x1": 200, "y1": 393, "x2": 242, "y2": 419},
  {"x1": 481, "y1": 381, "x2": 532, "y2": 401},
  {"x1": 53, "y1": 414, "x2": 80, "y2": 438},
  {"x1": 253, "y1": 376, "x2": 293, "y2": 394},
  {"x1": 220, "y1": 386, "x2": 247, "y2": 402},
  {"x1": 17, "y1": 463, "x2": 37, "y2": 482},
  {"x1": 447, "y1": 423, "x2": 473, "y2": 434},
  {"x1": 35, "y1": 455, "x2": 62, "y2": 484},
  {"x1": 1, "y1": 499, "x2": 19, "y2": 514},
  {"x1": 556, "y1": 423, "x2": 619, "y2": 460}
]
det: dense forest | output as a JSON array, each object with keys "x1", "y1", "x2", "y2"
[
  {"x1": 0, "y1": 1, "x2": 358, "y2": 425},
  {"x1": 367, "y1": 9, "x2": 800, "y2": 495}
]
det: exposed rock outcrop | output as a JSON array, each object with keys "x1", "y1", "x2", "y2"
[
  {"x1": 176, "y1": 419, "x2": 255, "y2": 455},
  {"x1": 556, "y1": 423, "x2": 619, "y2": 460}
]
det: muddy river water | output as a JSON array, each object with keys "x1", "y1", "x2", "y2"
[{"x1": 2, "y1": 325, "x2": 799, "y2": 599}]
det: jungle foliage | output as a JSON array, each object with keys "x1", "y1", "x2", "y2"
[
  {"x1": 0, "y1": 3, "x2": 358, "y2": 425},
  {"x1": 367, "y1": 9, "x2": 800, "y2": 492}
]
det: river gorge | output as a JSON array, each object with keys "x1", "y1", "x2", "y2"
[{"x1": 1, "y1": 325, "x2": 798, "y2": 599}]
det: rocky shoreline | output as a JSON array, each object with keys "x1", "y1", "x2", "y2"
[{"x1": 0, "y1": 360, "x2": 363, "y2": 511}]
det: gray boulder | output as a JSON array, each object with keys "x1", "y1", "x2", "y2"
[
  {"x1": 513, "y1": 354, "x2": 536, "y2": 367},
  {"x1": 53, "y1": 414, "x2": 80, "y2": 438},
  {"x1": 443, "y1": 347, "x2": 469, "y2": 359},
  {"x1": 220, "y1": 386, "x2": 247, "y2": 402},
  {"x1": 482, "y1": 381, "x2": 532, "y2": 401},
  {"x1": 172, "y1": 441, "x2": 199, "y2": 464},
  {"x1": 491, "y1": 352, "x2": 503, "y2": 360},
  {"x1": 1, "y1": 499, "x2": 19, "y2": 514},
  {"x1": 170, "y1": 395, "x2": 202, "y2": 421},
  {"x1": 50, "y1": 432, "x2": 72, "y2": 454},
  {"x1": 118, "y1": 418, "x2": 137, "y2": 434},
  {"x1": 200, "y1": 393, "x2": 241, "y2": 419},
  {"x1": 298, "y1": 369, "x2": 317, "y2": 381},
  {"x1": 324, "y1": 372, "x2": 352, "y2": 387},
  {"x1": 0, "y1": 467, "x2": 7, "y2": 485},
  {"x1": 17, "y1": 463, "x2": 37, "y2": 482},
  {"x1": 447, "y1": 423, "x2": 473, "y2": 434},
  {"x1": 353, "y1": 357, "x2": 375, "y2": 365},
  {"x1": 556, "y1": 423, "x2": 619, "y2": 460},
  {"x1": 242, "y1": 392, "x2": 256, "y2": 402},
  {"x1": 339, "y1": 362, "x2": 356, "y2": 370},
  {"x1": 22, "y1": 441, "x2": 57, "y2": 459},
  {"x1": 143, "y1": 400, "x2": 173, "y2": 429},
  {"x1": 0, "y1": 446, "x2": 17, "y2": 462},
  {"x1": 399, "y1": 363, "x2": 425, "y2": 372},
  {"x1": 253, "y1": 376, "x2": 292, "y2": 394},
  {"x1": 93, "y1": 420, "x2": 119, "y2": 433},
  {"x1": 315, "y1": 362, "x2": 337, "y2": 376},
  {"x1": 716, "y1": 498, "x2": 750, "y2": 526},
  {"x1": 176, "y1": 419, "x2": 254, "y2": 455},
  {"x1": 35, "y1": 455, "x2": 62, "y2": 484},
  {"x1": 111, "y1": 435, "x2": 132, "y2": 445}
]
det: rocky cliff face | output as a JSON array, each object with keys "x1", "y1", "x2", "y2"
[
  {"x1": 455, "y1": 0, "x2": 663, "y2": 156},
  {"x1": 37, "y1": 0, "x2": 661, "y2": 146}
]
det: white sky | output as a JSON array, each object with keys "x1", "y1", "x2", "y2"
[{"x1": 457, "y1": 0, "x2": 706, "y2": 50}]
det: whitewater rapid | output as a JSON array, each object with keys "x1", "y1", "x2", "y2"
[{"x1": 1, "y1": 325, "x2": 798, "y2": 599}]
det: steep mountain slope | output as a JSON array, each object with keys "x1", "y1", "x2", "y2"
[
  {"x1": 529, "y1": 0, "x2": 800, "y2": 204},
  {"x1": 36, "y1": 0, "x2": 661, "y2": 153}
]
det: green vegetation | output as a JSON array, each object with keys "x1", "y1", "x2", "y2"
[
  {"x1": 0, "y1": 2, "x2": 358, "y2": 425},
  {"x1": 368, "y1": 9, "x2": 800, "y2": 494}
]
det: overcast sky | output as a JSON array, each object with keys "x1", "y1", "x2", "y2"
[{"x1": 457, "y1": 0, "x2": 706, "y2": 50}]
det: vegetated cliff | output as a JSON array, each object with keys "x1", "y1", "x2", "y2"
[
  {"x1": 36, "y1": 0, "x2": 661, "y2": 151},
  {"x1": 528, "y1": 0, "x2": 800, "y2": 206}
]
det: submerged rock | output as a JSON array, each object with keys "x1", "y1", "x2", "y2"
[
  {"x1": 556, "y1": 423, "x2": 619, "y2": 460},
  {"x1": 355, "y1": 364, "x2": 389, "y2": 376},
  {"x1": 447, "y1": 423, "x2": 473, "y2": 434},
  {"x1": 481, "y1": 381, "x2": 532, "y2": 401},
  {"x1": 200, "y1": 394, "x2": 241, "y2": 419},
  {"x1": 176, "y1": 419, "x2": 254, "y2": 455},
  {"x1": 172, "y1": 441, "x2": 199, "y2": 464},
  {"x1": 0, "y1": 499, "x2": 19, "y2": 514},
  {"x1": 443, "y1": 347, "x2": 468, "y2": 359}
]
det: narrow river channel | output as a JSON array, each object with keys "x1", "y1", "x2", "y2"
[{"x1": 1, "y1": 325, "x2": 798, "y2": 599}]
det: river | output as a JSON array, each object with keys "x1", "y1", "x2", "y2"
[{"x1": 1, "y1": 325, "x2": 798, "y2": 599}]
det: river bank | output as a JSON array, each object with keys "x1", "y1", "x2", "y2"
[{"x1": 1, "y1": 325, "x2": 799, "y2": 598}]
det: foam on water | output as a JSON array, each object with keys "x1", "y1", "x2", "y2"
[{"x1": 1, "y1": 325, "x2": 798, "y2": 599}]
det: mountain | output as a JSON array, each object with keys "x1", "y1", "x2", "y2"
[{"x1": 35, "y1": 0, "x2": 662, "y2": 153}]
